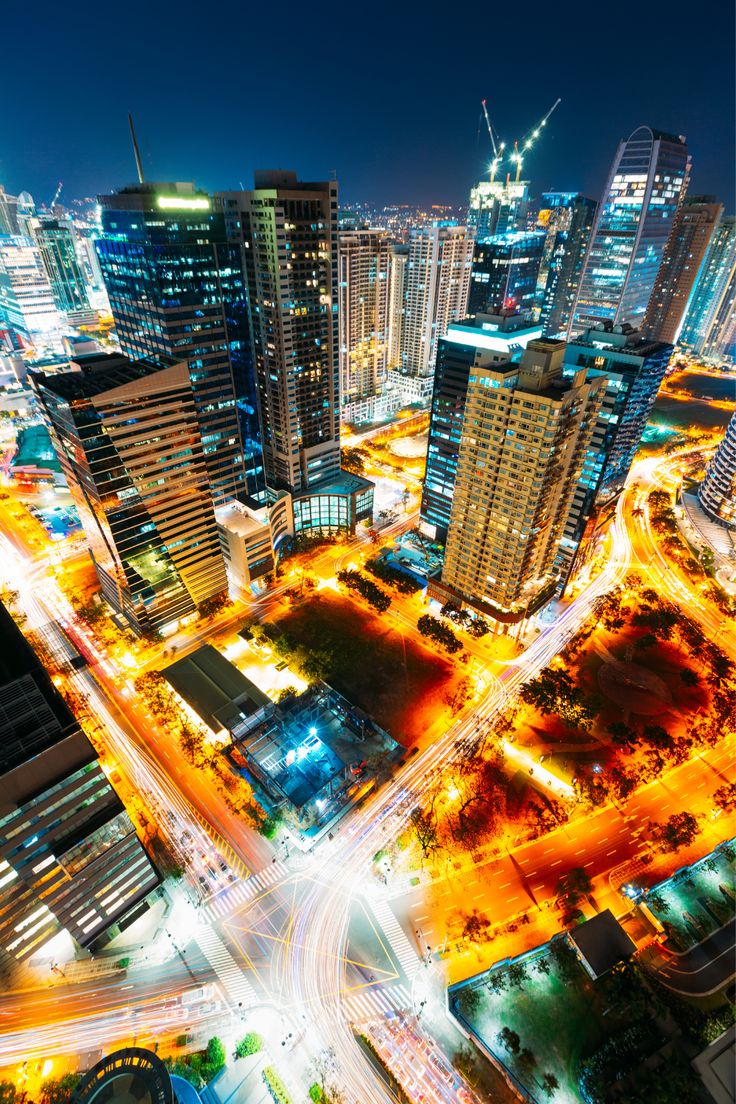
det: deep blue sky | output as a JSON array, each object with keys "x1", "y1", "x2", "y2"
[{"x1": 1, "y1": 0, "x2": 733, "y2": 210}]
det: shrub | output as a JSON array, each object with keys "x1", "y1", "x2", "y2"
[
  {"x1": 234, "y1": 1032, "x2": 263, "y2": 1059},
  {"x1": 262, "y1": 1067, "x2": 293, "y2": 1104}
]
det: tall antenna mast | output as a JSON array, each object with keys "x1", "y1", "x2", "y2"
[{"x1": 128, "y1": 113, "x2": 145, "y2": 184}]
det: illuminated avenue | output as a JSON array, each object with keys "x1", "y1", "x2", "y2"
[{"x1": 0, "y1": 62, "x2": 734, "y2": 1104}]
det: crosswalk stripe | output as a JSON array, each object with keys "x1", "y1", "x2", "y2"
[
  {"x1": 369, "y1": 900, "x2": 421, "y2": 979},
  {"x1": 201, "y1": 861, "x2": 290, "y2": 923},
  {"x1": 342, "y1": 984, "x2": 413, "y2": 1023},
  {"x1": 196, "y1": 927, "x2": 257, "y2": 1009}
]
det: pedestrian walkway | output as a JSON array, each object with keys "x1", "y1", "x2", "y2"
[
  {"x1": 201, "y1": 861, "x2": 290, "y2": 923},
  {"x1": 369, "y1": 898, "x2": 421, "y2": 979},
  {"x1": 342, "y1": 983, "x2": 413, "y2": 1025},
  {"x1": 196, "y1": 926, "x2": 258, "y2": 1011}
]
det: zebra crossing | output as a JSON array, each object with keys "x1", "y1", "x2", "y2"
[
  {"x1": 369, "y1": 898, "x2": 421, "y2": 979},
  {"x1": 342, "y1": 983, "x2": 413, "y2": 1025},
  {"x1": 201, "y1": 860, "x2": 290, "y2": 923},
  {"x1": 196, "y1": 926, "x2": 258, "y2": 1010}
]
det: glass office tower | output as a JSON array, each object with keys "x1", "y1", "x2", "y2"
[
  {"x1": 537, "y1": 193, "x2": 597, "y2": 338},
  {"x1": 96, "y1": 182, "x2": 264, "y2": 505},
  {"x1": 32, "y1": 352, "x2": 227, "y2": 636},
  {"x1": 556, "y1": 323, "x2": 672, "y2": 588},
  {"x1": 468, "y1": 231, "x2": 546, "y2": 317},
  {"x1": 33, "y1": 216, "x2": 91, "y2": 314},
  {"x1": 642, "y1": 196, "x2": 722, "y2": 344},
  {"x1": 679, "y1": 216, "x2": 736, "y2": 361},
  {"x1": 570, "y1": 127, "x2": 690, "y2": 334}
]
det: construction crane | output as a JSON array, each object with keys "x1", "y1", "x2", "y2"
[
  {"x1": 481, "y1": 101, "x2": 506, "y2": 182},
  {"x1": 50, "y1": 181, "x2": 63, "y2": 208},
  {"x1": 479, "y1": 98, "x2": 561, "y2": 183},
  {"x1": 510, "y1": 98, "x2": 562, "y2": 181}
]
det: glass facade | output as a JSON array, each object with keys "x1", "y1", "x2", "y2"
[
  {"x1": 33, "y1": 354, "x2": 227, "y2": 636},
  {"x1": 537, "y1": 194, "x2": 597, "y2": 338},
  {"x1": 469, "y1": 232, "x2": 546, "y2": 317},
  {"x1": 679, "y1": 216, "x2": 736, "y2": 360},
  {"x1": 96, "y1": 185, "x2": 265, "y2": 505},
  {"x1": 571, "y1": 127, "x2": 690, "y2": 334},
  {"x1": 34, "y1": 217, "x2": 90, "y2": 314}
]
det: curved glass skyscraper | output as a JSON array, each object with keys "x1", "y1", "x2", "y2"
[{"x1": 570, "y1": 126, "x2": 690, "y2": 334}]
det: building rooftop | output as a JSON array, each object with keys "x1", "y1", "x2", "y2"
[
  {"x1": 0, "y1": 601, "x2": 79, "y2": 773},
  {"x1": 11, "y1": 424, "x2": 61, "y2": 473},
  {"x1": 216, "y1": 500, "x2": 270, "y2": 540},
  {"x1": 163, "y1": 644, "x2": 271, "y2": 736},
  {"x1": 569, "y1": 909, "x2": 637, "y2": 979},
  {"x1": 568, "y1": 323, "x2": 672, "y2": 358},
  {"x1": 294, "y1": 470, "x2": 374, "y2": 499},
  {"x1": 30, "y1": 353, "x2": 176, "y2": 401}
]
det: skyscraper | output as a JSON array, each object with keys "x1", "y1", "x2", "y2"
[
  {"x1": 218, "y1": 172, "x2": 340, "y2": 495},
  {"x1": 556, "y1": 323, "x2": 672, "y2": 587},
  {"x1": 699, "y1": 413, "x2": 736, "y2": 527},
  {"x1": 0, "y1": 186, "x2": 20, "y2": 236},
  {"x1": 32, "y1": 216, "x2": 91, "y2": 316},
  {"x1": 0, "y1": 235, "x2": 64, "y2": 350},
  {"x1": 0, "y1": 601, "x2": 159, "y2": 960},
  {"x1": 468, "y1": 179, "x2": 530, "y2": 239},
  {"x1": 643, "y1": 196, "x2": 722, "y2": 344},
  {"x1": 399, "y1": 224, "x2": 473, "y2": 392},
  {"x1": 431, "y1": 340, "x2": 605, "y2": 620},
  {"x1": 218, "y1": 173, "x2": 373, "y2": 533},
  {"x1": 337, "y1": 228, "x2": 391, "y2": 423},
  {"x1": 570, "y1": 126, "x2": 690, "y2": 334},
  {"x1": 537, "y1": 193, "x2": 597, "y2": 338},
  {"x1": 387, "y1": 244, "x2": 409, "y2": 370},
  {"x1": 468, "y1": 231, "x2": 546, "y2": 317},
  {"x1": 32, "y1": 352, "x2": 227, "y2": 636},
  {"x1": 96, "y1": 182, "x2": 262, "y2": 505},
  {"x1": 420, "y1": 312, "x2": 543, "y2": 542},
  {"x1": 679, "y1": 216, "x2": 736, "y2": 362}
]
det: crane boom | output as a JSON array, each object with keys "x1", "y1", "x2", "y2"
[
  {"x1": 481, "y1": 100, "x2": 498, "y2": 159},
  {"x1": 50, "y1": 181, "x2": 63, "y2": 208}
]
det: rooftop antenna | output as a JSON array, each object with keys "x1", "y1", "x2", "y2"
[{"x1": 128, "y1": 113, "x2": 145, "y2": 184}]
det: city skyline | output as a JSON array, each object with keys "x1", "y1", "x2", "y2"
[{"x1": 1, "y1": 0, "x2": 733, "y2": 211}]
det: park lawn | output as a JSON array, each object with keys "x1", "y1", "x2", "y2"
[
  {"x1": 646, "y1": 845, "x2": 735, "y2": 949},
  {"x1": 270, "y1": 592, "x2": 462, "y2": 745},
  {"x1": 461, "y1": 949, "x2": 611, "y2": 1104}
]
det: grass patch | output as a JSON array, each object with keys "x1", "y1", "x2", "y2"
[{"x1": 270, "y1": 592, "x2": 462, "y2": 743}]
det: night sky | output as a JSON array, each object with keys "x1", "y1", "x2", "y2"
[{"x1": 1, "y1": 0, "x2": 733, "y2": 211}]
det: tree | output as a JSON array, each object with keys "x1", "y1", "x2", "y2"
[
  {"x1": 506, "y1": 962, "x2": 528, "y2": 989},
  {"x1": 455, "y1": 986, "x2": 481, "y2": 1018},
  {"x1": 497, "y1": 1027, "x2": 521, "y2": 1055},
  {"x1": 607, "y1": 721, "x2": 638, "y2": 747},
  {"x1": 653, "y1": 811, "x2": 701, "y2": 853},
  {"x1": 234, "y1": 1032, "x2": 263, "y2": 1058},
  {"x1": 409, "y1": 799, "x2": 440, "y2": 858},
  {"x1": 557, "y1": 866, "x2": 592, "y2": 906},
  {"x1": 643, "y1": 724, "x2": 672, "y2": 749},
  {"x1": 39, "y1": 1076, "x2": 81, "y2": 1104},
  {"x1": 541, "y1": 1072, "x2": 559, "y2": 1096},
  {"x1": 713, "y1": 782, "x2": 736, "y2": 813},
  {"x1": 416, "y1": 614, "x2": 462, "y2": 654},
  {"x1": 462, "y1": 910, "x2": 488, "y2": 942},
  {"x1": 679, "y1": 667, "x2": 699, "y2": 686},
  {"x1": 0, "y1": 1085, "x2": 21, "y2": 1104},
  {"x1": 203, "y1": 1036, "x2": 226, "y2": 1078}
]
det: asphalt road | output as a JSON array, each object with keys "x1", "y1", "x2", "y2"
[{"x1": 645, "y1": 916, "x2": 736, "y2": 996}]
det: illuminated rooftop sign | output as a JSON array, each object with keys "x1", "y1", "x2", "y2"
[{"x1": 156, "y1": 196, "x2": 210, "y2": 211}]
